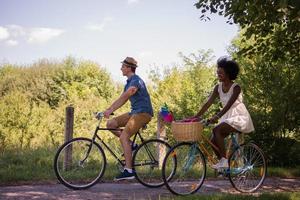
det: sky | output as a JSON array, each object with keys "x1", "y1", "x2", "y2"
[{"x1": 0, "y1": 0, "x2": 239, "y2": 82}]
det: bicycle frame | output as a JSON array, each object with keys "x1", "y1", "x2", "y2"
[
  {"x1": 87, "y1": 118, "x2": 146, "y2": 167},
  {"x1": 195, "y1": 127, "x2": 242, "y2": 166}
]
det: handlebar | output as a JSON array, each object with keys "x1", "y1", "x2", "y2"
[
  {"x1": 200, "y1": 119, "x2": 212, "y2": 127},
  {"x1": 94, "y1": 112, "x2": 104, "y2": 119},
  {"x1": 93, "y1": 112, "x2": 114, "y2": 120}
]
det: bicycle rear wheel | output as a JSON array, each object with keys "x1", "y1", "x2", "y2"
[
  {"x1": 133, "y1": 139, "x2": 174, "y2": 188},
  {"x1": 162, "y1": 142, "x2": 206, "y2": 195},
  {"x1": 228, "y1": 142, "x2": 267, "y2": 193},
  {"x1": 54, "y1": 137, "x2": 106, "y2": 190}
]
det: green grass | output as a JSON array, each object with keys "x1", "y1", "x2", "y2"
[
  {"x1": 0, "y1": 147, "x2": 130, "y2": 184},
  {"x1": 0, "y1": 148, "x2": 56, "y2": 183},
  {"x1": 162, "y1": 192, "x2": 300, "y2": 200},
  {"x1": 268, "y1": 167, "x2": 300, "y2": 178},
  {"x1": 0, "y1": 148, "x2": 299, "y2": 185}
]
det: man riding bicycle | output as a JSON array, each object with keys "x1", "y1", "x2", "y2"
[{"x1": 101, "y1": 57, "x2": 153, "y2": 180}]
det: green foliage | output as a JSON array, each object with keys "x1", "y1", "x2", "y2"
[
  {"x1": 194, "y1": 1, "x2": 300, "y2": 59},
  {"x1": 1, "y1": 47, "x2": 299, "y2": 170},
  {"x1": 230, "y1": 30, "x2": 300, "y2": 166},
  {"x1": 0, "y1": 91, "x2": 33, "y2": 149},
  {"x1": 148, "y1": 50, "x2": 219, "y2": 142},
  {"x1": 0, "y1": 57, "x2": 115, "y2": 152},
  {"x1": 0, "y1": 50, "x2": 300, "y2": 184},
  {"x1": 149, "y1": 50, "x2": 217, "y2": 120},
  {"x1": 195, "y1": 0, "x2": 300, "y2": 167},
  {"x1": 194, "y1": 0, "x2": 300, "y2": 37}
]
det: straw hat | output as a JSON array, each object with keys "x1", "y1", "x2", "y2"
[{"x1": 121, "y1": 57, "x2": 138, "y2": 68}]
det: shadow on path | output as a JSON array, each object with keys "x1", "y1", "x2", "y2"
[{"x1": 0, "y1": 178, "x2": 299, "y2": 200}]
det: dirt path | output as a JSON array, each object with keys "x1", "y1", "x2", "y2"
[{"x1": 0, "y1": 178, "x2": 299, "y2": 200}]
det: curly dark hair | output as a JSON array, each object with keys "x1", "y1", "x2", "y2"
[{"x1": 217, "y1": 56, "x2": 240, "y2": 80}]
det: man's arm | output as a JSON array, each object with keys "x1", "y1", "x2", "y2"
[{"x1": 104, "y1": 86, "x2": 138, "y2": 118}]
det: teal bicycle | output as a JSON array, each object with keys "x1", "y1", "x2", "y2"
[{"x1": 162, "y1": 120, "x2": 267, "y2": 195}]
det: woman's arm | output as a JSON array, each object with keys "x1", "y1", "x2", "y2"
[{"x1": 195, "y1": 85, "x2": 219, "y2": 118}]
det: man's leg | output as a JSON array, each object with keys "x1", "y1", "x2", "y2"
[
  {"x1": 106, "y1": 113, "x2": 130, "y2": 137},
  {"x1": 119, "y1": 129, "x2": 133, "y2": 169},
  {"x1": 120, "y1": 113, "x2": 152, "y2": 169}
]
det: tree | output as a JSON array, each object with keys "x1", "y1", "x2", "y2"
[
  {"x1": 149, "y1": 50, "x2": 217, "y2": 119},
  {"x1": 0, "y1": 57, "x2": 115, "y2": 151},
  {"x1": 195, "y1": 0, "x2": 300, "y2": 167},
  {"x1": 230, "y1": 31, "x2": 300, "y2": 166},
  {"x1": 194, "y1": 0, "x2": 300, "y2": 58}
]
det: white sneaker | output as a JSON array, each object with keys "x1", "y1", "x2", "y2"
[{"x1": 212, "y1": 157, "x2": 229, "y2": 169}]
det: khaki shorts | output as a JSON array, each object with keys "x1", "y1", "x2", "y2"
[{"x1": 113, "y1": 112, "x2": 152, "y2": 136}]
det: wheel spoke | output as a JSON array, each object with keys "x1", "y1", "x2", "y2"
[
  {"x1": 54, "y1": 138, "x2": 106, "y2": 189},
  {"x1": 162, "y1": 142, "x2": 206, "y2": 195},
  {"x1": 229, "y1": 143, "x2": 266, "y2": 193},
  {"x1": 133, "y1": 139, "x2": 172, "y2": 188}
]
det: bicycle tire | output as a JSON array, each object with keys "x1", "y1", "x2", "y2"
[
  {"x1": 54, "y1": 137, "x2": 106, "y2": 190},
  {"x1": 162, "y1": 142, "x2": 206, "y2": 195},
  {"x1": 228, "y1": 142, "x2": 267, "y2": 193},
  {"x1": 132, "y1": 139, "x2": 174, "y2": 188}
]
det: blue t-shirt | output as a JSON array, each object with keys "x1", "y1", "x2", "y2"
[{"x1": 124, "y1": 74, "x2": 153, "y2": 116}]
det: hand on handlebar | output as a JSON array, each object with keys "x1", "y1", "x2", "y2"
[
  {"x1": 95, "y1": 111, "x2": 114, "y2": 120},
  {"x1": 200, "y1": 116, "x2": 218, "y2": 127},
  {"x1": 103, "y1": 108, "x2": 114, "y2": 119},
  {"x1": 200, "y1": 119, "x2": 209, "y2": 126},
  {"x1": 95, "y1": 112, "x2": 104, "y2": 120},
  {"x1": 208, "y1": 115, "x2": 219, "y2": 124}
]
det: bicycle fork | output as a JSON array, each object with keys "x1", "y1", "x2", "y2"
[
  {"x1": 79, "y1": 129, "x2": 99, "y2": 167},
  {"x1": 183, "y1": 143, "x2": 198, "y2": 172}
]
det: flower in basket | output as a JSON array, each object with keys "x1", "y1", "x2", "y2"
[
  {"x1": 159, "y1": 103, "x2": 174, "y2": 123},
  {"x1": 163, "y1": 112, "x2": 174, "y2": 122}
]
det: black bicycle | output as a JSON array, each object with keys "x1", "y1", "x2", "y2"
[{"x1": 54, "y1": 112, "x2": 175, "y2": 190}]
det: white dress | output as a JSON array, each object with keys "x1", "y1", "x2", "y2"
[{"x1": 218, "y1": 82, "x2": 254, "y2": 133}]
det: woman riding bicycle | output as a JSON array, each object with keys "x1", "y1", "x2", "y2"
[{"x1": 187, "y1": 56, "x2": 254, "y2": 169}]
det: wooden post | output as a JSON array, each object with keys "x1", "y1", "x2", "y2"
[
  {"x1": 63, "y1": 105, "x2": 74, "y2": 171},
  {"x1": 157, "y1": 113, "x2": 166, "y2": 169}
]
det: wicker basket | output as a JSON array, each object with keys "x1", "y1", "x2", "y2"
[{"x1": 171, "y1": 121, "x2": 203, "y2": 142}]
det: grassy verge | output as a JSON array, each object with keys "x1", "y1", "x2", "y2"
[
  {"x1": 0, "y1": 147, "x2": 126, "y2": 184},
  {"x1": 0, "y1": 148, "x2": 299, "y2": 185},
  {"x1": 267, "y1": 167, "x2": 300, "y2": 178},
  {"x1": 0, "y1": 148, "x2": 55, "y2": 183},
  {"x1": 162, "y1": 192, "x2": 300, "y2": 200}
]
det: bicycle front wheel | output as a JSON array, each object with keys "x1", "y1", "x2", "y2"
[
  {"x1": 228, "y1": 142, "x2": 267, "y2": 193},
  {"x1": 133, "y1": 139, "x2": 173, "y2": 188},
  {"x1": 162, "y1": 142, "x2": 206, "y2": 195},
  {"x1": 54, "y1": 137, "x2": 106, "y2": 190}
]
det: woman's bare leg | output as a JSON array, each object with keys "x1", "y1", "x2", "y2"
[{"x1": 211, "y1": 122, "x2": 238, "y2": 158}]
